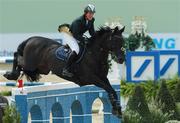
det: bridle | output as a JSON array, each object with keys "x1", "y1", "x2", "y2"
[{"x1": 108, "y1": 34, "x2": 126, "y2": 52}]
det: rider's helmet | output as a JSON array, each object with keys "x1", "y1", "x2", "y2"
[{"x1": 84, "y1": 4, "x2": 96, "y2": 14}]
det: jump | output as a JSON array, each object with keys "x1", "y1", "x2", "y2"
[{"x1": 3, "y1": 4, "x2": 126, "y2": 118}]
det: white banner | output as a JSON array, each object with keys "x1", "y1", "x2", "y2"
[
  {"x1": 0, "y1": 33, "x2": 61, "y2": 57},
  {"x1": 0, "y1": 33, "x2": 180, "y2": 57}
]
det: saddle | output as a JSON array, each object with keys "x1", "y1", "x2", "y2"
[
  {"x1": 55, "y1": 45, "x2": 71, "y2": 61},
  {"x1": 55, "y1": 44, "x2": 86, "y2": 63}
]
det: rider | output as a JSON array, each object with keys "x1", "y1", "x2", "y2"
[{"x1": 62, "y1": 4, "x2": 96, "y2": 77}]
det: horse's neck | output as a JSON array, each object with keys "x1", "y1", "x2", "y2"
[
  {"x1": 90, "y1": 36, "x2": 109, "y2": 64},
  {"x1": 98, "y1": 48, "x2": 109, "y2": 65},
  {"x1": 88, "y1": 38, "x2": 109, "y2": 77}
]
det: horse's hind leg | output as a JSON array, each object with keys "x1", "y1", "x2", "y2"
[{"x1": 3, "y1": 52, "x2": 21, "y2": 80}]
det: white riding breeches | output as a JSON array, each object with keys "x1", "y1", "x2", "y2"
[{"x1": 59, "y1": 32, "x2": 80, "y2": 54}]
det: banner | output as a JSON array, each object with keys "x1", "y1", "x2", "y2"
[
  {"x1": 0, "y1": 33, "x2": 61, "y2": 57},
  {"x1": 0, "y1": 33, "x2": 180, "y2": 57}
]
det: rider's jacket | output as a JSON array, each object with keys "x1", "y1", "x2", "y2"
[{"x1": 70, "y1": 15, "x2": 95, "y2": 44}]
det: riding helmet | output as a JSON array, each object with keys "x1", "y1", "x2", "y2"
[{"x1": 84, "y1": 4, "x2": 96, "y2": 13}]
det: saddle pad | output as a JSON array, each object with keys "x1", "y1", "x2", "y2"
[{"x1": 55, "y1": 46, "x2": 72, "y2": 61}]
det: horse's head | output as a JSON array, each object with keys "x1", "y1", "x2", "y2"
[{"x1": 107, "y1": 26, "x2": 126, "y2": 64}]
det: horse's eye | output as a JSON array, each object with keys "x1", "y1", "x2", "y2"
[{"x1": 111, "y1": 43, "x2": 116, "y2": 48}]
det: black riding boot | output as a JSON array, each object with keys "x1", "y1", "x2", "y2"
[{"x1": 62, "y1": 51, "x2": 77, "y2": 77}]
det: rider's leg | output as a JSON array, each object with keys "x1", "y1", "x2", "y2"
[
  {"x1": 62, "y1": 51, "x2": 78, "y2": 77},
  {"x1": 61, "y1": 33, "x2": 80, "y2": 77}
]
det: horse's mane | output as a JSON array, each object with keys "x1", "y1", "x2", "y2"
[{"x1": 95, "y1": 26, "x2": 112, "y2": 37}]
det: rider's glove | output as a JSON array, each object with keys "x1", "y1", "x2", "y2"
[{"x1": 84, "y1": 38, "x2": 89, "y2": 45}]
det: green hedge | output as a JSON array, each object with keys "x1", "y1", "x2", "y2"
[
  {"x1": 121, "y1": 76, "x2": 180, "y2": 102},
  {"x1": 3, "y1": 105, "x2": 20, "y2": 123},
  {"x1": 0, "y1": 91, "x2": 11, "y2": 96},
  {"x1": 121, "y1": 76, "x2": 180, "y2": 122}
]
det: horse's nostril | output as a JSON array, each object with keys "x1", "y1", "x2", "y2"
[{"x1": 118, "y1": 58, "x2": 124, "y2": 64}]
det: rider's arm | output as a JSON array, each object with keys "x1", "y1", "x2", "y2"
[
  {"x1": 89, "y1": 18, "x2": 95, "y2": 37},
  {"x1": 70, "y1": 21, "x2": 85, "y2": 42}
]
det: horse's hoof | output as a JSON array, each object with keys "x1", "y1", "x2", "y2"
[
  {"x1": 112, "y1": 108, "x2": 122, "y2": 119},
  {"x1": 3, "y1": 71, "x2": 19, "y2": 80},
  {"x1": 3, "y1": 72, "x2": 11, "y2": 79}
]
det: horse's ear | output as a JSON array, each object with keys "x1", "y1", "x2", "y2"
[
  {"x1": 114, "y1": 26, "x2": 119, "y2": 31},
  {"x1": 113, "y1": 26, "x2": 119, "y2": 34},
  {"x1": 120, "y1": 26, "x2": 125, "y2": 33}
]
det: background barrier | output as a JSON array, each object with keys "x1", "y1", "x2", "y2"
[
  {"x1": 0, "y1": 82, "x2": 51, "y2": 87},
  {"x1": 11, "y1": 82, "x2": 121, "y2": 123},
  {"x1": 0, "y1": 57, "x2": 13, "y2": 64},
  {"x1": 0, "y1": 57, "x2": 13, "y2": 75},
  {"x1": 126, "y1": 50, "x2": 180, "y2": 82}
]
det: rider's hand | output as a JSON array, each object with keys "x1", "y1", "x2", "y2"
[{"x1": 84, "y1": 38, "x2": 89, "y2": 45}]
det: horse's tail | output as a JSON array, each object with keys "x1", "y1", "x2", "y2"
[
  {"x1": 23, "y1": 69, "x2": 41, "y2": 82},
  {"x1": 17, "y1": 37, "x2": 41, "y2": 82},
  {"x1": 3, "y1": 39, "x2": 30, "y2": 80},
  {"x1": 17, "y1": 38, "x2": 30, "y2": 56}
]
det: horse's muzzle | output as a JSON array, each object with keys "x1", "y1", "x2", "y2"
[{"x1": 118, "y1": 58, "x2": 125, "y2": 64}]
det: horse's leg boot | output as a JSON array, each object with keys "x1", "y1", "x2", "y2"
[{"x1": 109, "y1": 94, "x2": 122, "y2": 118}]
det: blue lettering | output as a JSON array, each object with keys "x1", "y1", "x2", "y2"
[
  {"x1": 0, "y1": 50, "x2": 14, "y2": 57},
  {"x1": 165, "y1": 38, "x2": 175, "y2": 49},
  {"x1": 153, "y1": 38, "x2": 175, "y2": 49},
  {"x1": 153, "y1": 38, "x2": 163, "y2": 49}
]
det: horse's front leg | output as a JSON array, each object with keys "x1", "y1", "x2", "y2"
[
  {"x1": 88, "y1": 74, "x2": 122, "y2": 118},
  {"x1": 102, "y1": 77, "x2": 122, "y2": 118}
]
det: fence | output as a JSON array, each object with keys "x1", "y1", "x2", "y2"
[{"x1": 11, "y1": 82, "x2": 121, "y2": 123}]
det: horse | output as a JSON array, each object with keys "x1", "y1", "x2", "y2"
[{"x1": 4, "y1": 26, "x2": 126, "y2": 118}]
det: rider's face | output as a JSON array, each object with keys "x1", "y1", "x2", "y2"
[{"x1": 85, "y1": 12, "x2": 94, "y2": 21}]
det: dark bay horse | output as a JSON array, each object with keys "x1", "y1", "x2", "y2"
[{"x1": 4, "y1": 26, "x2": 125, "y2": 118}]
